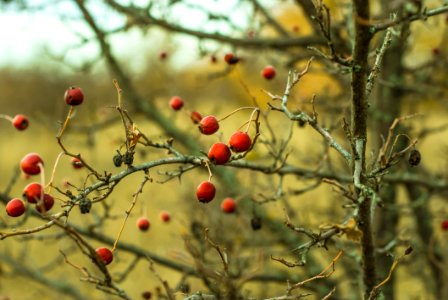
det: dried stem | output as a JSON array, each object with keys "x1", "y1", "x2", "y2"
[{"x1": 112, "y1": 174, "x2": 150, "y2": 252}]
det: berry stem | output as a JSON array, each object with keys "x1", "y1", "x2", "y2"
[
  {"x1": 57, "y1": 106, "x2": 74, "y2": 140},
  {"x1": 112, "y1": 174, "x2": 150, "y2": 252},
  {"x1": 46, "y1": 152, "x2": 65, "y2": 190},
  {"x1": 0, "y1": 114, "x2": 13, "y2": 122},
  {"x1": 217, "y1": 106, "x2": 258, "y2": 122},
  {"x1": 245, "y1": 108, "x2": 260, "y2": 133},
  {"x1": 113, "y1": 79, "x2": 123, "y2": 108},
  {"x1": 37, "y1": 162, "x2": 47, "y2": 214},
  {"x1": 56, "y1": 106, "x2": 75, "y2": 154},
  {"x1": 204, "y1": 160, "x2": 213, "y2": 182}
]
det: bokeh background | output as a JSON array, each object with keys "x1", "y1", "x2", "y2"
[{"x1": 1, "y1": 0, "x2": 448, "y2": 299}]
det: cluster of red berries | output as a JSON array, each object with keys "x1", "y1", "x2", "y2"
[
  {"x1": 196, "y1": 127, "x2": 252, "y2": 203},
  {"x1": 5, "y1": 86, "x2": 85, "y2": 218},
  {"x1": 186, "y1": 106, "x2": 254, "y2": 204},
  {"x1": 5, "y1": 153, "x2": 55, "y2": 218},
  {"x1": 207, "y1": 130, "x2": 252, "y2": 165}
]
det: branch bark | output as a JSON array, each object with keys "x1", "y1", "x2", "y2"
[{"x1": 351, "y1": 0, "x2": 376, "y2": 297}]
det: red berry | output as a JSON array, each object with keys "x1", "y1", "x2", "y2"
[
  {"x1": 23, "y1": 182, "x2": 43, "y2": 203},
  {"x1": 12, "y1": 114, "x2": 29, "y2": 131},
  {"x1": 196, "y1": 181, "x2": 216, "y2": 203},
  {"x1": 36, "y1": 193, "x2": 55, "y2": 213},
  {"x1": 142, "y1": 291, "x2": 152, "y2": 299},
  {"x1": 169, "y1": 96, "x2": 184, "y2": 111},
  {"x1": 6, "y1": 198, "x2": 26, "y2": 217},
  {"x1": 190, "y1": 111, "x2": 202, "y2": 124},
  {"x1": 208, "y1": 143, "x2": 231, "y2": 165},
  {"x1": 432, "y1": 47, "x2": 440, "y2": 56},
  {"x1": 20, "y1": 153, "x2": 44, "y2": 175},
  {"x1": 137, "y1": 217, "x2": 150, "y2": 231},
  {"x1": 160, "y1": 211, "x2": 171, "y2": 222},
  {"x1": 159, "y1": 51, "x2": 168, "y2": 60},
  {"x1": 95, "y1": 247, "x2": 113, "y2": 265},
  {"x1": 229, "y1": 131, "x2": 252, "y2": 152},
  {"x1": 64, "y1": 86, "x2": 84, "y2": 106},
  {"x1": 224, "y1": 53, "x2": 239, "y2": 65},
  {"x1": 71, "y1": 157, "x2": 83, "y2": 169},
  {"x1": 261, "y1": 65, "x2": 276, "y2": 80},
  {"x1": 198, "y1": 115, "x2": 219, "y2": 135},
  {"x1": 442, "y1": 220, "x2": 448, "y2": 231},
  {"x1": 221, "y1": 198, "x2": 236, "y2": 213}
]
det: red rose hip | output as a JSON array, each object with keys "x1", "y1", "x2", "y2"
[
  {"x1": 71, "y1": 157, "x2": 83, "y2": 169},
  {"x1": 261, "y1": 65, "x2": 276, "y2": 80},
  {"x1": 64, "y1": 86, "x2": 84, "y2": 106},
  {"x1": 224, "y1": 53, "x2": 239, "y2": 65},
  {"x1": 229, "y1": 131, "x2": 252, "y2": 152},
  {"x1": 95, "y1": 247, "x2": 113, "y2": 265},
  {"x1": 36, "y1": 193, "x2": 55, "y2": 213},
  {"x1": 23, "y1": 182, "x2": 43, "y2": 203},
  {"x1": 137, "y1": 217, "x2": 150, "y2": 231},
  {"x1": 6, "y1": 198, "x2": 26, "y2": 217},
  {"x1": 169, "y1": 96, "x2": 184, "y2": 111},
  {"x1": 12, "y1": 114, "x2": 29, "y2": 131},
  {"x1": 198, "y1": 115, "x2": 219, "y2": 135},
  {"x1": 221, "y1": 198, "x2": 236, "y2": 213},
  {"x1": 160, "y1": 211, "x2": 171, "y2": 222},
  {"x1": 20, "y1": 153, "x2": 44, "y2": 175},
  {"x1": 208, "y1": 143, "x2": 231, "y2": 165},
  {"x1": 442, "y1": 220, "x2": 448, "y2": 231},
  {"x1": 196, "y1": 181, "x2": 216, "y2": 203},
  {"x1": 190, "y1": 111, "x2": 202, "y2": 124},
  {"x1": 159, "y1": 51, "x2": 168, "y2": 60}
]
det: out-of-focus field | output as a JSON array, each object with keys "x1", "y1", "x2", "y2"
[
  {"x1": 0, "y1": 75, "x2": 447, "y2": 299},
  {"x1": 1, "y1": 3, "x2": 448, "y2": 297}
]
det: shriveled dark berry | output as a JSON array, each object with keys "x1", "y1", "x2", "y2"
[
  {"x1": 251, "y1": 216, "x2": 262, "y2": 230},
  {"x1": 113, "y1": 152, "x2": 123, "y2": 167},
  {"x1": 404, "y1": 246, "x2": 413, "y2": 256},
  {"x1": 408, "y1": 149, "x2": 421, "y2": 167},
  {"x1": 79, "y1": 197, "x2": 92, "y2": 214},
  {"x1": 124, "y1": 151, "x2": 134, "y2": 165}
]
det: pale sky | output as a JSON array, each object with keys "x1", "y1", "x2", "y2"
[{"x1": 0, "y1": 0, "x2": 254, "y2": 69}]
